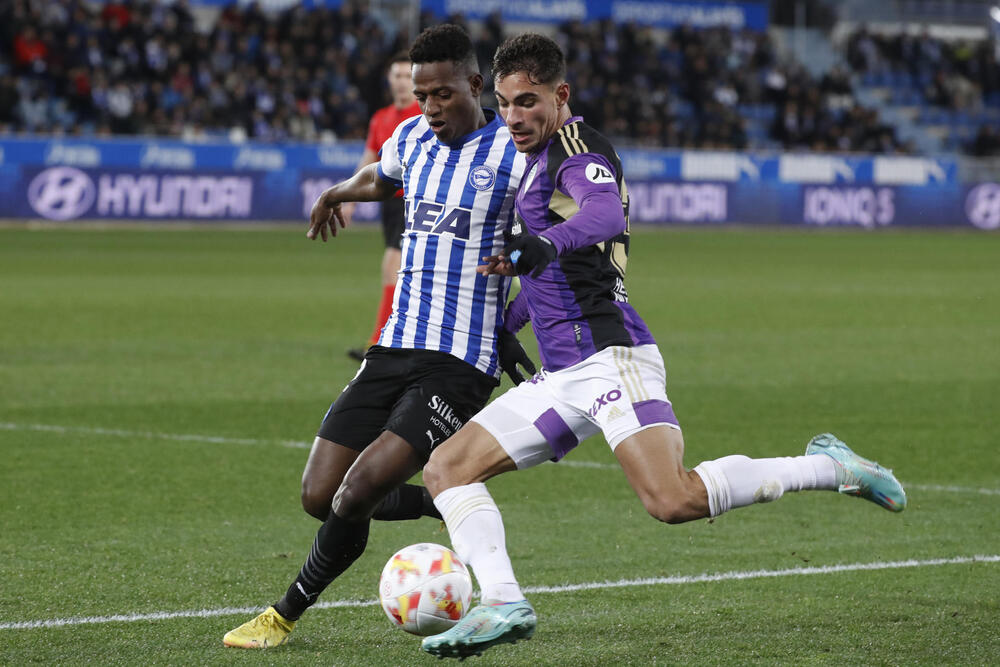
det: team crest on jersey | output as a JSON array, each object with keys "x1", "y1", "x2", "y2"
[
  {"x1": 585, "y1": 163, "x2": 616, "y2": 184},
  {"x1": 468, "y1": 165, "x2": 496, "y2": 191}
]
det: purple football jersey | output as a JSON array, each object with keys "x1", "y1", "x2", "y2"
[{"x1": 509, "y1": 117, "x2": 655, "y2": 371}]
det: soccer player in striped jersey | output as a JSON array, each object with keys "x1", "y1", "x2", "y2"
[
  {"x1": 420, "y1": 33, "x2": 906, "y2": 659},
  {"x1": 223, "y1": 25, "x2": 532, "y2": 649}
]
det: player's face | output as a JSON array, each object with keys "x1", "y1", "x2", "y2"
[
  {"x1": 387, "y1": 61, "x2": 414, "y2": 107},
  {"x1": 495, "y1": 72, "x2": 570, "y2": 153},
  {"x1": 412, "y1": 61, "x2": 484, "y2": 143}
]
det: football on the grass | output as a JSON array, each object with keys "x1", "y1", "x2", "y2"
[{"x1": 378, "y1": 542, "x2": 473, "y2": 636}]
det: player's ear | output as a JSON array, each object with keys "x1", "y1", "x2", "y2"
[
  {"x1": 468, "y1": 72, "x2": 484, "y2": 98},
  {"x1": 555, "y1": 81, "x2": 570, "y2": 108}
]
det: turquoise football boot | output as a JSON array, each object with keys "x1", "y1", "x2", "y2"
[
  {"x1": 806, "y1": 433, "x2": 906, "y2": 512},
  {"x1": 421, "y1": 600, "x2": 536, "y2": 659}
]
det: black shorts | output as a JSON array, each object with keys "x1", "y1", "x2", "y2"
[
  {"x1": 317, "y1": 346, "x2": 498, "y2": 459},
  {"x1": 381, "y1": 197, "x2": 405, "y2": 250}
]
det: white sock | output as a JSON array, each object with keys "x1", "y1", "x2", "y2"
[
  {"x1": 694, "y1": 454, "x2": 837, "y2": 517},
  {"x1": 433, "y1": 483, "x2": 523, "y2": 603}
]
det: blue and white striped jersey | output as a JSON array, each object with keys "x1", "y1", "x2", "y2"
[{"x1": 376, "y1": 109, "x2": 525, "y2": 377}]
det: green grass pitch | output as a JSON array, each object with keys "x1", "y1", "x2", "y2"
[{"x1": 1, "y1": 225, "x2": 998, "y2": 665}]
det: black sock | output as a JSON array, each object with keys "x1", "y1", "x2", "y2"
[
  {"x1": 274, "y1": 511, "x2": 369, "y2": 621},
  {"x1": 420, "y1": 485, "x2": 442, "y2": 519},
  {"x1": 371, "y1": 484, "x2": 442, "y2": 521}
]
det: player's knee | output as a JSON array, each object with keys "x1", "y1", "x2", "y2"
[
  {"x1": 300, "y1": 483, "x2": 333, "y2": 521},
  {"x1": 643, "y1": 498, "x2": 688, "y2": 524},
  {"x1": 421, "y1": 454, "x2": 447, "y2": 497},
  {"x1": 422, "y1": 446, "x2": 466, "y2": 496},
  {"x1": 640, "y1": 490, "x2": 703, "y2": 525},
  {"x1": 331, "y1": 476, "x2": 379, "y2": 522}
]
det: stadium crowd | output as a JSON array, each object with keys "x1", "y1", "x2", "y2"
[
  {"x1": 846, "y1": 26, "x2": 1000, "y2": 111},
  {"x1": 552, "y1": 20, "x2": 909, "y2": 153},
  {"x1": 5, "y1": 0, "x2": 994, "y2": 155},
  {"x1": 845, "y1": 26, "x2": 1000, "y2": 156},
  {"x1": 0, "y1": 0, "x2": 406, "y2": 141}
]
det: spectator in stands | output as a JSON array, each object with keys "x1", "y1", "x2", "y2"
[
  {"x1": 970, "y1": 124, "x2": 1000, "y2": 157},
  {"x1": 12, "y1": 25, "x2": 49, "y2": 76},
  {"x1": 0, "y1": 74, "x2": 20, "y2": 130},
  {"x1": 847, "y1": 27, "x2": 881, "y2": 73}
]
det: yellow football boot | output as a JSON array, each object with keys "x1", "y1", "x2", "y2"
[{"x1": 223, "y1": 606, "x2": 295, "y2": 648}]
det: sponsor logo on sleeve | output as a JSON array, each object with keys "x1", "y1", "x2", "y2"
[{"x1": 585, "y1": 162, "x2": 616, "y2": 184}]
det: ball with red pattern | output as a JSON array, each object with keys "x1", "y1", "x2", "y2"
[{"x1": 377, "y1": 542, "x2": 473, "y2": 636}]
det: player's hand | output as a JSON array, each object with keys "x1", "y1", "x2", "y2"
[
  {"x1": 502, "y1": 234, "x2": 557, "y2": 278},
  {"x1": 497, "y1": 329, "x2": 537, "y2": 385},
  {"x1": 307, "y1": 188, "x2": 348, "y2": 241},
  {"x1": 477, "y1": 254, "x2": 517, "y2": 277}
]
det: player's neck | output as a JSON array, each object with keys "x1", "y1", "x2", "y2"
[
  {"x1": 556, "y1": 104, "x2": 573, "y2": 127},
  {"x1": 393, "y1": 97, "x2": 415, "y2": 110},
  {"x1": 457, "y1": 107, "x2": 489, "y2": 137},
  {"x1": 473, "y1": 107, "x2": 488, "y2": 131},
  {"x1": 534, "y1": 106, "x2": 575, "y2": 154}
]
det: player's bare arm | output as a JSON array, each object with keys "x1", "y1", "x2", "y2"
[
  {"x1": 307, "y1": 162, "x2": 398, "y2": 241},
  {"x1": 339, "y1": 147, "x2": 379, "y2": 226}
]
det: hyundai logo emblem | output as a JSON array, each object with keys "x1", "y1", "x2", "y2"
[{"x1": 27, "y1": 167, "x2": 96, "y2": 220}]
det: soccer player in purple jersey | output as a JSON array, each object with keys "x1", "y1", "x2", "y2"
[{"x1": 419, "y1": 33, "x2": 907, "y2": 660}]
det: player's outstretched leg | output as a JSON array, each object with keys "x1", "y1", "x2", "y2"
[
  {"x1": 421, "y1": 599, "x2": 537, "y2": 659},
  {"x1": 223, "y1": 606, "x2": 295, "y2": 649},
  {"x1": 806, "y1": 433, "x2": 906, "y2": 512}
]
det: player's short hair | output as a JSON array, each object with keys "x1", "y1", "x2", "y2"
[
  {"x1": 409, "y1": 24, "x2": 478, "y2": 73},
  {"x1": 492, "y1": 33, "x2": 566, "y2": 86}
]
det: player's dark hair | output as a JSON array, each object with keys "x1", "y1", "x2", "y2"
[
  {"x1": 492, "y1": 33, "x2": 566, "y2": 86},
  {"x1": 409, "y1": 24, "x2": 478, "y2": 72}
]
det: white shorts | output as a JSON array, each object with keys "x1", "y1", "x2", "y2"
[{"x1": 471, "y1": 345, "x2": 681, "y2": 469}]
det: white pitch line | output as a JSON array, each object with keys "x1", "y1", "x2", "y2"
[
  {"x1": 558, "y1": 459, "x2": 618, "y2": 470},
  {"x1": 2, "y1": 422, "x2": 998, "y2": 496},
  {"x1": 907, "y1": 483, "x2": 1000, "y2": 496},
  {"x1": 2, "y1": 555, "x2": 997, "y2": 631},
  {"x1": 0, "y1": 422, "x2": 310, "y2": 450},
  {"x1": 524, "y1": 554, "x2": 1000, "y2": 594},
  {"x1": 0, "y1": 599, "x2": 373, "y2": 631}
]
